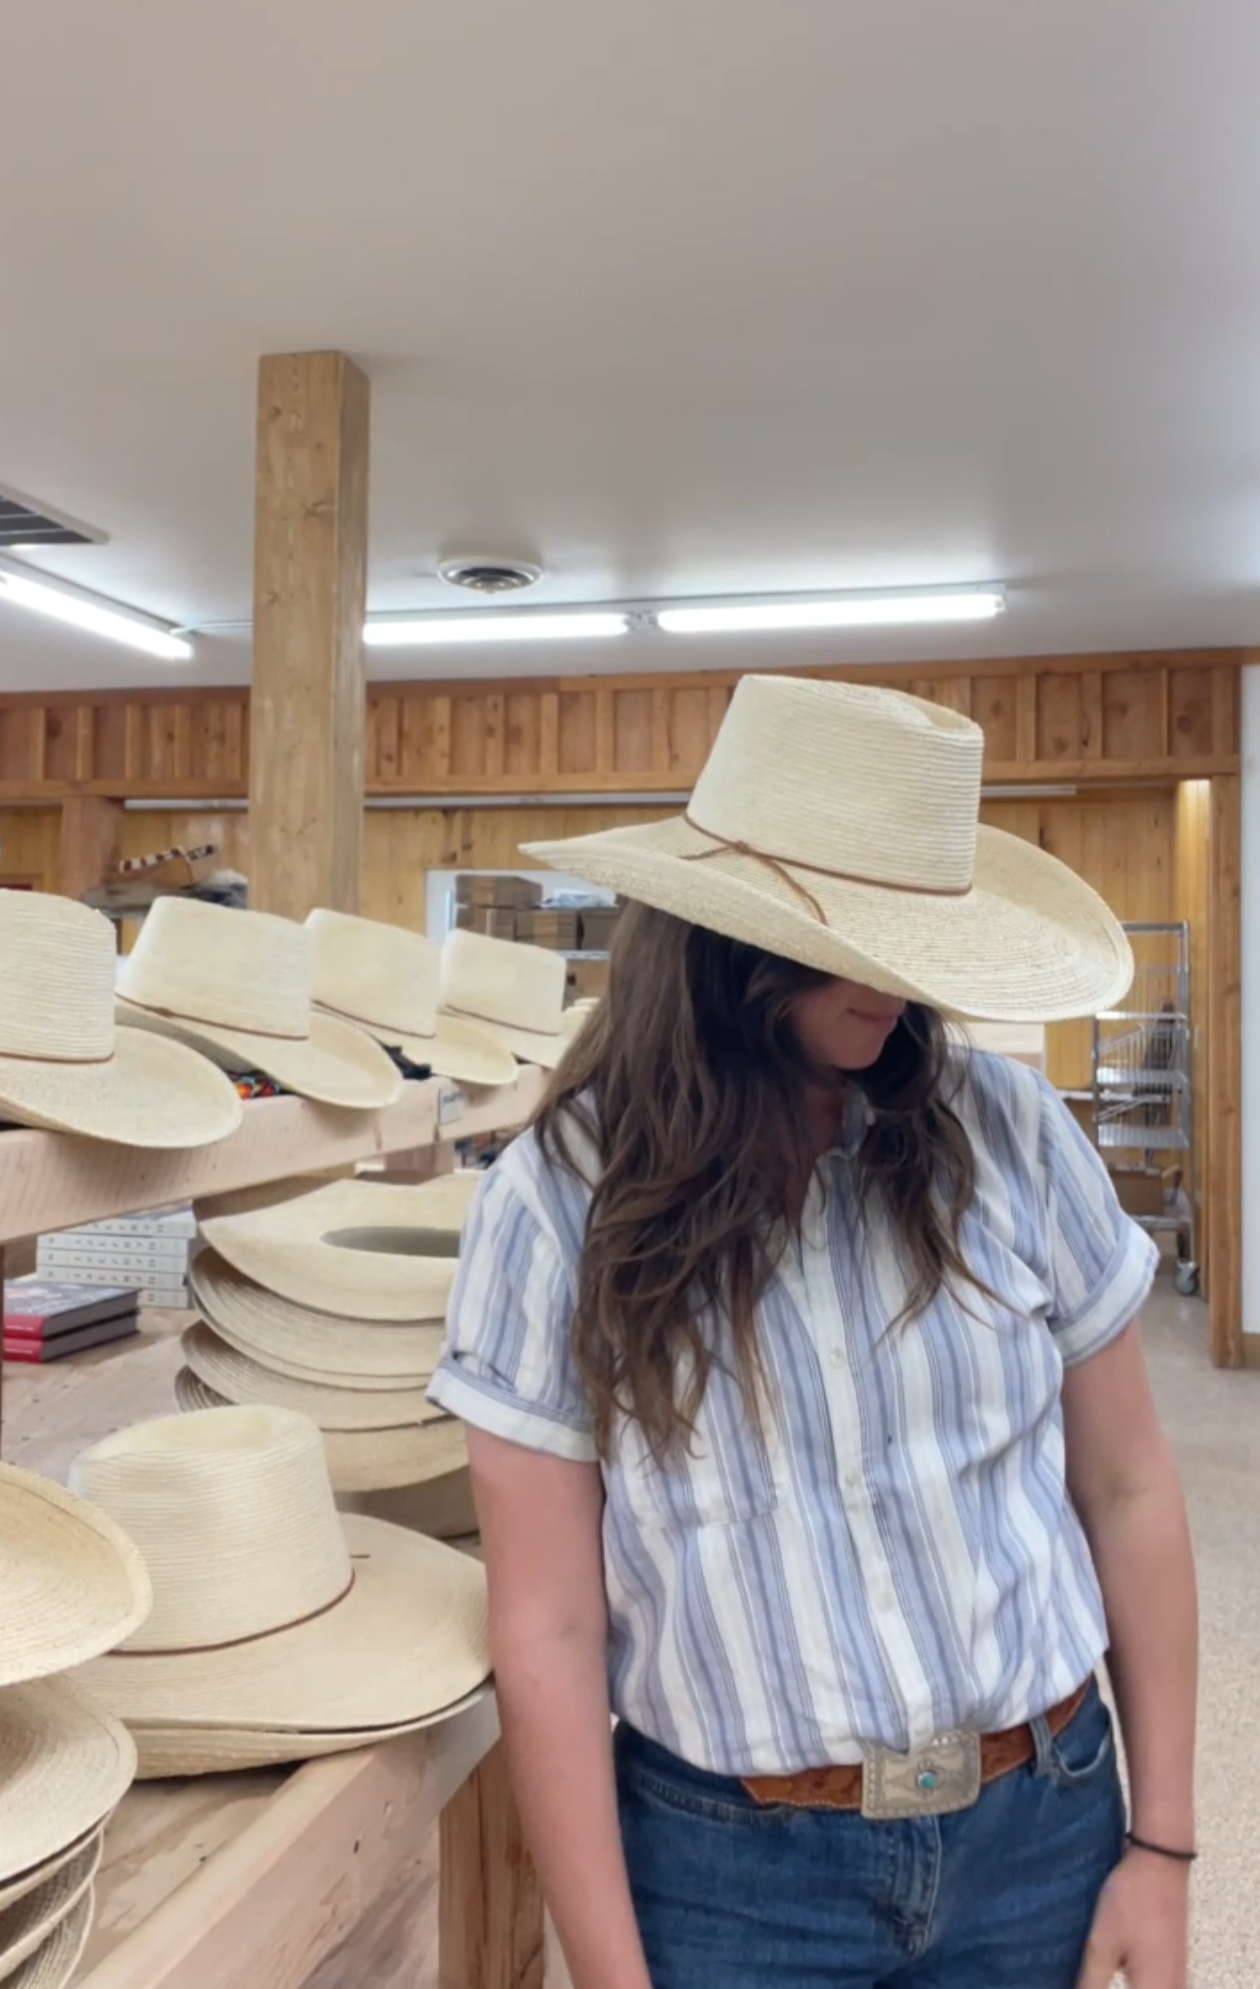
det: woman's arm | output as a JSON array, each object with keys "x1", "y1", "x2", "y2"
[
  {"x1": 467, "y1": 1427, "x2": 654, "y2": 1989},
  {"x1": 1062, "y1": 1321, "x2": 1198, "y2": 1989}
]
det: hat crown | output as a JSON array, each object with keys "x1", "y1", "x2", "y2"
[
  {"x1": 117, "y1": 899, "x2": 314, "y2": 1037},
  {"x1": 70, "y1": 1407, "x2": 349, "y2": 1651},
  {"x1": 0, "y1": 892, "x2": 115, "y2": 1062},
  {"x1": 690, "y1": 677, "x2": 983, "y2": 892},
  {"x1": 307, "y1": 909, "x2": 439, "y2": 1038},
  {"x1": 440, "y1": 928, "x2": 566, "y2": 1033}
]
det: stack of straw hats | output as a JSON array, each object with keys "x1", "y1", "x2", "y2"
[
  {"x1": 438, "y1": 928, "x2": 572, "y2": 1070},
  {"x1": 0, "y1": 1463, "x2": 152, "y2": 1986},
  {"x1": 69, "y1": 1406, "x2": 492, "y2": 1778},
  {"x1": 0, "y1": 890, "x2": 242, "y2": 1147},
  {"x1": 172, "y1": 1175, "x2": 479, "y2": 1507},
  {"x1": 116, "y1": 898, "x2": 405, "y2": 1109},
  {"x1": 306, "y1": 910, "x2": 517, "y2": 1088}
]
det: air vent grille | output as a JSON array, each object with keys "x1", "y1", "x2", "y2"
[{"x1": 0, "y1": 492, "x2": 96, "y2": 550}]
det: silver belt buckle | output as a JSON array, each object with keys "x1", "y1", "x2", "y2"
[{"x1": 861, "y1": 1730, "x2": 983, "y2": 1820}]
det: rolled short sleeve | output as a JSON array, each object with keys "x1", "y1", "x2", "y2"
[
  {"x1": 427, "y1": 1142, "x2": 597, "y2": 1463},
  {"x1": 1036, "y1": 1077, "x2": 1160, "y2": 1367}
]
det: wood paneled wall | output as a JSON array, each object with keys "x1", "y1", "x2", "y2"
[
  {"x1": 1173, "y1": 782, "x2": 1211, "y2": 1293},
  {"x1": 0, "y1": 651, "x2": 1240, "y2": 802}
]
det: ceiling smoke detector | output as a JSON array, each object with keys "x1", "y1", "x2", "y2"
[{"x1": 437, "y1": 557, "x2": 543, "y2": 595}]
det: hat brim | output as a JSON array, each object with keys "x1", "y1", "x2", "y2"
[
  {"x1": 125, "y1": 1686, "x2": 491, "y2": 1778},
  {"x1": 189, "y1": 1253, "x2": 447, "y2": 1384},
  {"x1": 197, "y1": 1177, "x2": 467, "y2": 1321},
  {"x1": 75, "y1": 1512, "x2": 488, "y2": 1730},
  {"x1": 181, "y1": 1324, "x2": 445, "y2": 1430},
  {"x1": 175, "y1": 1370, "x2": 467, "y2": 1492},
  {"x1": 4, "y1": 1887, "x2": 93, "y2": 1989},
  {"x1": 0, "y1": 1833, "x2": 101, "y2": 1985},
  {"x1": 521, "y1": 816, "x2": 1133, "y2": 1023},
  {"x1": 0, "y1": 1680, "x2": 136, "y2": 1883},
  {"x1": 0, "y1": 1827, "x2": 103, "y2": 1920},
  {"x1": 438, "y1": 1009, "x2": 568, "y2": 1070},
  {"x1": 0, "y1": 1466, "x2": 153, "y2": 1689},
  {"x1": 321, "y1": 1009, "x2": 519, "y2": 1090},
  {"x1": 0, "y1": 1027, "x2": 242, "y2": 1149},
  {"x1": 116, "y1": 1002, "x2": 403, "y2": 1111}
]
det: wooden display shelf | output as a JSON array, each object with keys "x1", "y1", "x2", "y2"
[
  {"x1": 76, "y1": 1698, "x2": 537, "y2": 1989},
  {"x1": 0, "y1": 1065, "x2": 545, "y2": 1246}
]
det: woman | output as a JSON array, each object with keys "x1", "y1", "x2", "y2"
[{"x1": 430, "y1": 676, "x2": 1197, "y2": 1989}]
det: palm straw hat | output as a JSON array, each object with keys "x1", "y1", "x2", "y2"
[
  {"x1": 0, "y1": 1834, "x2": 101, "y2": 1988},
  {"x1": 0, "y1": 1827, "x2": 102, "y2": 1919},
  {"x1": 0, "y1": 892, "x2": 241, "y2": 1148},
  {"x1": 197, "y1": 1178, "x2": 467, "y2": 1321},
  {"x1": 124, "y1": 1685, "x2": 491, "y2": 1779},
  {"x1": 0, "y1": 1679, "x2": 136, "y2": 1881},
  {"x1": 0, "y1": 1464, "x2": 153, "y2": 1688},
  {"x1": 180, "y1": 1323, "x2": 444, "y2": 1430},
  {"x1": 439, "y1": 929, "x2": 570, "y2": 1068},
  {"x1": 338, "y1": 1469, "x2": 479, "y2": 1543},
  {"x1": 188, "y1": 1252, "x2": 447, "y2": 1385},
  {"x1": 70, "y1": 1407, "x2": 489, "y2": 1728},
  {"x1": 116, "y1": 898, "x2": 404, "y2": 1109},
  {"x1": 2, "y1": 1889, "x2": 92, "y2": 1989},
  {"x1": 306, "y1": 911, "x2": 517, "y2": 1089},
  {"x1": 522, "y1": 676, "x2": 1135, "y2": 1023},
  {"x1": 172, "y1": 1371, "x2": 468, "y2": 1493}
]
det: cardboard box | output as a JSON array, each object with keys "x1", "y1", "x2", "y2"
[
  {"x1": 454, "y1": 875, "x2": 542, "y2": 911},
  {"x1": 454, "y1": 906, "x2": 517, "y2": 940},
  {"x1": 567, "y1": 959, "x2": 610, "y2": 1001},
  {"x1": 579, "y1": 907, "x2": 621, "y2": 952},
  {"x1": 1109, "y1": 1168, "x2": 1167, "y2": 1219},
  {"x1": 515, "y1": 910, "x2": 581, "y2": 950}
]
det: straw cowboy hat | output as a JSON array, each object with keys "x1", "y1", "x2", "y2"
[
  {"x1": 116, "y1": 898, "x2": 404, "y2": 1109},
  {"x1": 0, "y1": 1679, "x2": 135, "y2": 1883},
  {"x1": 188, "y1": 1252, "x2": 447, "y2": 1385},
  {"x1": 338, "y1": 1468, "x2": 479, "y2": 1543},
  {"x1": 306, "y1": 910, "x2": 517, "y2": 1089},
  {"x1": 439, "y1": 929, "x2": 570, "y2": 1068},
  {"x1": 0, "y1": 1463, "x2": 152, "y2": 1688},
  {"x1": 0, "y1": 1827, "x2": 102, "y2": 1920},
  {"x1": 180, "y1": 1323, "x2": 444, "y2": 1430},
  {"x1": 0, "y1": 892, "x2": 241, "y2": 1148},
  {"x1": 172, "y1": 1371, "x2": 469, "y2": 1493},
  {"x1": 197, "y1": 1177, "x2": 470, "y2": 1321},
  {"x1": 71, "y1": 1407, "x2": 489, "y2": 1728},
  {"x1": 0, "y1": 1833, "x2": 100, "y2": 1988},
  {"x1": 0, "y1": 1888, "x2": 93, "y2": 1989},
  {"x1": 522, "y1": 676, "x2": 1135, "y2": 1023},
  {"x1": 122, "y1": 1685, "x2": 492, "y2": 1780}
]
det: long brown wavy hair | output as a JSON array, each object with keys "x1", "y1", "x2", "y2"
[{"x1": 537, "y1": 903, "x2": 982, "y2": 1459}]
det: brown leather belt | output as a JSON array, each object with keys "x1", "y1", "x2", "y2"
[{"x1": 741, "y1": 1682, "x2": 1090, "y2": 1813}]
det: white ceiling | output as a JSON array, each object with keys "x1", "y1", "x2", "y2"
[{"x1": 2, "y1": 0, "x2": 1259, "y2": 692}]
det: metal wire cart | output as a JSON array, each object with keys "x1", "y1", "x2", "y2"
[{"x1": 1092, "y1": 921, "x2": 1198, "y2": 1296}]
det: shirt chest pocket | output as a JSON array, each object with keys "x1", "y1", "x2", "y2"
[{"x1": 607, "y1": 1375, "x2": 785, "y2": 1532}]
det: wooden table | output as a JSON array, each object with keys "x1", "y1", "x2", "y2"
[{"x1": 4, "y1": 1318, "x2": 544, "y2": 1989}]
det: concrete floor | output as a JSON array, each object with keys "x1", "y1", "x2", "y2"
[{"x1": 409, "y1": 1275, "x2": 1255, "y2": 1988}]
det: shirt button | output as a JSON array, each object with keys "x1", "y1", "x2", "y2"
[{"x1": 828, "y1": 1347, "x2": 845, "y2": 1368}]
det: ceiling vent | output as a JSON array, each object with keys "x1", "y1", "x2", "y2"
[
  {"x1": 437, "y1": 557, "x2": 542, "y2": 595},
  {"x1": 0, "y1": 487, "x2": 101, "y2": 550}
]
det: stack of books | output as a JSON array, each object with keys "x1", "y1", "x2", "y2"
[
  {"x1": 3, "y1": 1279, "x2": 140, "y2": 1363},
  {"x1": 36, "y1": 1207, "x2": 196, "y2": 1309}
]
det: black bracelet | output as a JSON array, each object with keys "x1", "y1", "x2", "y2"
[{"x1": 1126, "y1": 1832, "x2": 1198, "y2": 1865}]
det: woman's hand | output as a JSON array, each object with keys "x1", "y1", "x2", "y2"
[{"x1": 1077, "y1": 1848, "x2": 1190, "y2": 1988}]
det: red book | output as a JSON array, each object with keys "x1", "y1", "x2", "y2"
[{"x1": 4, "y1": 1316, "x2": 141, "y2": 1363}]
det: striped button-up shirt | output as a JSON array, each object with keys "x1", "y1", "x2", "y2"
[{"x1": 429, "y1": 1051, "x2": 1158, "y2": 1776}]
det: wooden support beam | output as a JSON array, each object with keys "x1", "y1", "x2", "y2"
[
  {"x1": 57, "y1": 795, "x2": 123, "y2": 899},
  {"x1": 1207, "y1": 773, "x2": 1243, "y2": 1366},
  {"x1": 250, "y1": 352, "x2": 369, "y2": 920},
  {"x1": 439, "y1": 1740, "x2": 545, "y2": 1989}
]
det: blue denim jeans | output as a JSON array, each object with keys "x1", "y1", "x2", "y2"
[{"x1": 616, "y1": 1679, "x2": 1125, "y2": 1988}]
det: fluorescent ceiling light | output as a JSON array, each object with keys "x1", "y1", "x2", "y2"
[
  {"x1": 0, "y1": 569, "x2": 193, "y2": 661},
  {"x1": 364, "y1": 611, "x2": 628, "y2": 648},
  {"x1": 655, "y1": 589, "x2": 1005, "y2": 636}
]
